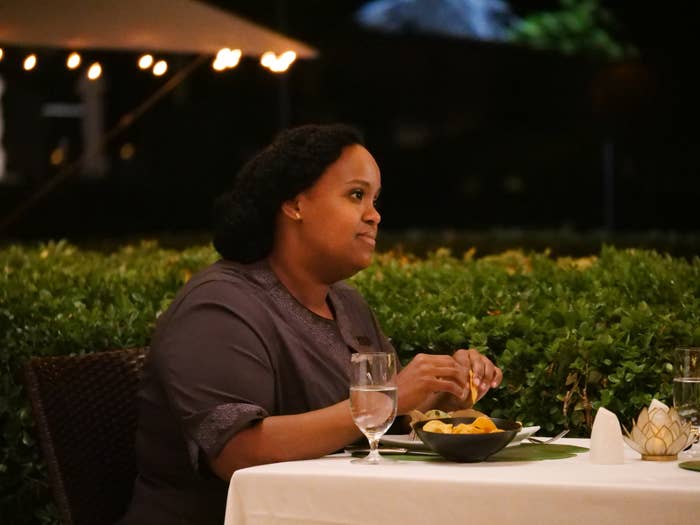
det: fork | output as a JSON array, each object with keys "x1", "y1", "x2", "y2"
[{"x1": 527, "y1": 429, "x2": 570, "y2": 444}]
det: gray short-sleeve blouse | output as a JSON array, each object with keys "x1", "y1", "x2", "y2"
[{"x1": 121, "y1": 259, "x2": 394, "y2": 525}]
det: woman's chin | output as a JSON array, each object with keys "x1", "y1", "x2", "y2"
[{"x1": 353, "y1": 254, "x2": 374, "y2": 272}]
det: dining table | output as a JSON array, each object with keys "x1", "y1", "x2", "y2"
[{"x1": 223, "y1": 438, "x2": 699, "y2": 525}]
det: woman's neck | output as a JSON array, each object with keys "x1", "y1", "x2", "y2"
[{"x1": 266, "y1": 255, "x2": 334, "y2": 320}]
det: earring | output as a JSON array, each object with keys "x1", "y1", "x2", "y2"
[{"x1": 295, "y1": 212, "x2": 301, "y2": 221}]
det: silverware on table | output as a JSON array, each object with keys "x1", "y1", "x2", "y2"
[
  {"x1": 345, "y1": 447, "x2": 437, "y2": 456},
  {"x1": 526, "y1": 429, "x2": 570, "y2": 444}
]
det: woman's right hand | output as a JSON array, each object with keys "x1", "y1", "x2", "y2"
[{"x1": 395, "y1": 353, "x2": 469, "y2": 415}]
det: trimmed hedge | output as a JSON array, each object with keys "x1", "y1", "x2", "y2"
[
  {"x1": 356, "y1": 248, "x2": 700, "y2": 429},
  {"x1": 0, "y1": 241, "x2": 217, "y2": 524},
  {"x1": 2, "y1": 241, "x2": 699, "y2": 523}
]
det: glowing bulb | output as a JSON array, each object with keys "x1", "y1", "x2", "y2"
[
  {"x1": 138, "y1": 54, "x2": 153, "y2": 69},
  {"x1": 213, "y1": 48, "x2": 241, "y2": 71},
  {"x1": 216, "y1": 48, "x2": 231, "y2": 61},
  {"x1": 66, "y1": 52, "x2": 81, "y2": 69},
  {"x1": 214, "y1": 48, "x2": 231, "y2": 71},
  {"x1": 280, "y1": 51, "x2": 296, "y2": 67},
  {"x1": 50, "y1": 147, "x2": 65, "y2": 166},
  {"x1": 225, "y1": 48, "x2": 241, "y2": 68},
  {"x1": 87, "y1": 62, "x2": 102, "y2": 80},
  {"x1": 0, "y1": 48, "x2": 4, "y2": 61},
  {"x1": 23, "y1": 54, "x2": 37, "y2": 71},
  {"x1": 120, "y1": 143, "x2": 135, "y2": 160},
  {"x1": 260, "y1": 51, "x2": 275, "y2": 68},
  {"x1": 260, "y1": 50, "x2": 296, "y2": 73},
  {"x1": 152, "y1": 60, "x2": 167, "y2": 76}
]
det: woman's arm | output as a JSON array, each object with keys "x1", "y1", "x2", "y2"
[
  {"x1": 210, "y1": 350, "x2": 477, "y2": 479},
  {"x1": 209, "y1": 400, "x2": 360, "y2": 480}
]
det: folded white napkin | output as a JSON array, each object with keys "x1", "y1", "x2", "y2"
[{"x1": 590, "y1": 407, "x2": 625, "y2": 464}]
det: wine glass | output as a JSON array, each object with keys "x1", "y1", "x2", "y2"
[
  {"x1": 673, "y1": 347, "x2": 700, "y2": 458},
  {"x1": 349, "y1": 352, "x2": 397, "y2": 464}
]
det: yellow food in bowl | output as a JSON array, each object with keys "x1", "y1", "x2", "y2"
[{"x1": 423, "y1": 416, "x2": 504, "y2": 434}]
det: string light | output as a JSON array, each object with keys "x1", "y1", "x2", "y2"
[
  {"x1": 87, "y1": 62, "x2": 102, "y2": 80},
  {"x1": 119, "y1": 143, "x2": 135, "y2": 160},
  {"x1": 10, "y1": 48, "x2": 300, "y2": 77},
  {"x1": 212, "y1": 48, "x2": 241, "y2": 71},
  {"x1": 260, "y1": 50, "x2": 296, "y2": 73},
  {"x1": 0, "y1": 48, "x2": 4, "y2": 61},
  {"x1": 260, "y1": 52, "x2": 275, "y2": 69},
  {"x1": 278, "y1": 51, "x2": 297, "y2": 71},
  {"x1": 138, "y1": 54, "x2": 153, "y2": 69},
  {"x1": 152, "y1": 60, "x2": 167, "y2": 76},
  {"x1": 23, "y1": 54, "x2": 37, "y2": 71},
  {"x1": 66, "y1": 52, "x2": 81, "y2": 69},
  {"x1": 50, "y1": 147, "x2": 65, "y2": 166}
]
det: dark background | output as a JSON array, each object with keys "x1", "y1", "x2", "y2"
[{"x1": 0, "y1": 1, "x2": 698, "y2": 241}]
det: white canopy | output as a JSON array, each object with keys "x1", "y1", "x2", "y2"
[{"x1": 0, "y1": 0, "x2": 318, "y2": 58}]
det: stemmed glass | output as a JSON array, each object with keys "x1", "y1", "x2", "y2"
[
  {"x1": 673, "y1": 347, "x2": 700, "y2": 458},
  {"x1": 349, "y1": 352, "x2": 398, "y2": 464}
]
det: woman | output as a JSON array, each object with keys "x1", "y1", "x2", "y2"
[{"x1": 122, "y1": 124, "x2": 502, "y2": 524}]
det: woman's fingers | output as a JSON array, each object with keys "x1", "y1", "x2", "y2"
[
  {"x1": 396, "y1": 350, "x2": 502, "y2": 414},
  {"x1": 410, "y1": 354, "x2": 469, "y2": 386},
  {"x1": 490, "y1": 366, "x2": 503, "y2": 388},
  {"x1": 397, "y1": 350, "x2": 503, "y2": 413},
  {"x1": 452, "y1": 348, "x2": 503, "y2": 398},
  {"x1": 396, "y1": 353, "x2": 469, "y2": 412},
  {"x1": 411, "y1": 353, "x2": 463, "y2": 368},
  {"x1": 429, "y1": 377, "x2": 466, "y2": 399}
]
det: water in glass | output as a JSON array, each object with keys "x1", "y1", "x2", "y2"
[
  {"x1": 349, "y1": 352, "x2": 397, "y2": 464},
  {"x1": 673, "y1": 347, "x2": 700, "y2": 457},
  {"x1": 350, "y1": 385, "x2": 397, "y2": 439},
  {"x1": 673, "y1": 377, "x2": 700, "y2": 427}
]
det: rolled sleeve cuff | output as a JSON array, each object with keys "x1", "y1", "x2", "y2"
[{"x1": 185, "y1": 402, "x2": 268, "y2": 472}]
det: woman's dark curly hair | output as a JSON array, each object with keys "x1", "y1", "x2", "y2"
[{"x1": 213, "y1": 123, "x2": 365, "y2": 262}]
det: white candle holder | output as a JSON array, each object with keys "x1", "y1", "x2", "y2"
[{"x1": 622, "y1": 400, "x2": 696, "y2": 461}]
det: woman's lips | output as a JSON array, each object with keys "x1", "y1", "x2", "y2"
[{"x1": 357, "y1": 233, "x2": 377, "y2": 247}]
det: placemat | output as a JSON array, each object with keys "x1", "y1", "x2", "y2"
[
  {"x1": 354, "y1": 443, "x2": 588, "y2": 462},
  {"x1": 678, "y1": 460, "x2": 700, "y2": 472}
]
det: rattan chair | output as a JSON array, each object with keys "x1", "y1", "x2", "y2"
[{"x1": 24, "y1": 347, "x2": 148, "y2": 525}]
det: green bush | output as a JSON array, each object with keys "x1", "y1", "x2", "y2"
[
  {"x1": 0, "y1": 241, "x2": 217, "y2": 524},
  {"x1": 1, "y1": 241, "x2": 699, "y2": 523},
  {"x1": 357, "y1": 248, "x2": 700, "y2": 432}
]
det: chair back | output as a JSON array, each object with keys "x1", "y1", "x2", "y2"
[{"x1": 24, "y1": 347, "x2": 148, "y2": 525}]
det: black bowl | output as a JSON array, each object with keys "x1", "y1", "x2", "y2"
[{"x1": 414, "y1": 417, "x2": 521, "y2": 462}]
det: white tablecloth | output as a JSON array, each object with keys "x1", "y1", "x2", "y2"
[{"x1": 224, "y1": 439, "x2": 699, "y2": 525}]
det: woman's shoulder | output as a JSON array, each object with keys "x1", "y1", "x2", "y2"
[
  {"x1": 165, "y1": 260, "x2": 276, "y2": 320},
  {"x1": 186, "y1": 259, "x2": 275, "y2": 292}
]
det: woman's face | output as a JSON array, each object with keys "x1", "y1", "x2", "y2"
[{"x1": 295, "y1": 144, "x2": 382, "y2": 282}]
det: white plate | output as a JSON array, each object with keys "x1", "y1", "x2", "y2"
[
  {"x1": 380, "y1": 425, "x2": 541, "y2": 451},
  {"x1": 380, "y1": 433, "x2": 431, "y2": 451}
]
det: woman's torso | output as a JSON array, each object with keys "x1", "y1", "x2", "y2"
[{"x1": 121, "y1": 260, "x2": 392, "y2": 524}]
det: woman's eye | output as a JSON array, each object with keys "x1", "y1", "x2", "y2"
[{"x1": 351, "y1": 189, "x2": 364, "y2": 200}]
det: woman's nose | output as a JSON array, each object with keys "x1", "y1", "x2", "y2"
[{"x1": 365, "y1": 203, "x2": 381, "y2": 224}]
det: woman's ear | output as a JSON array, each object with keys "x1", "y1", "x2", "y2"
[{"x1": 281, "y1": 199, "x2": 302, "y2": 221}]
